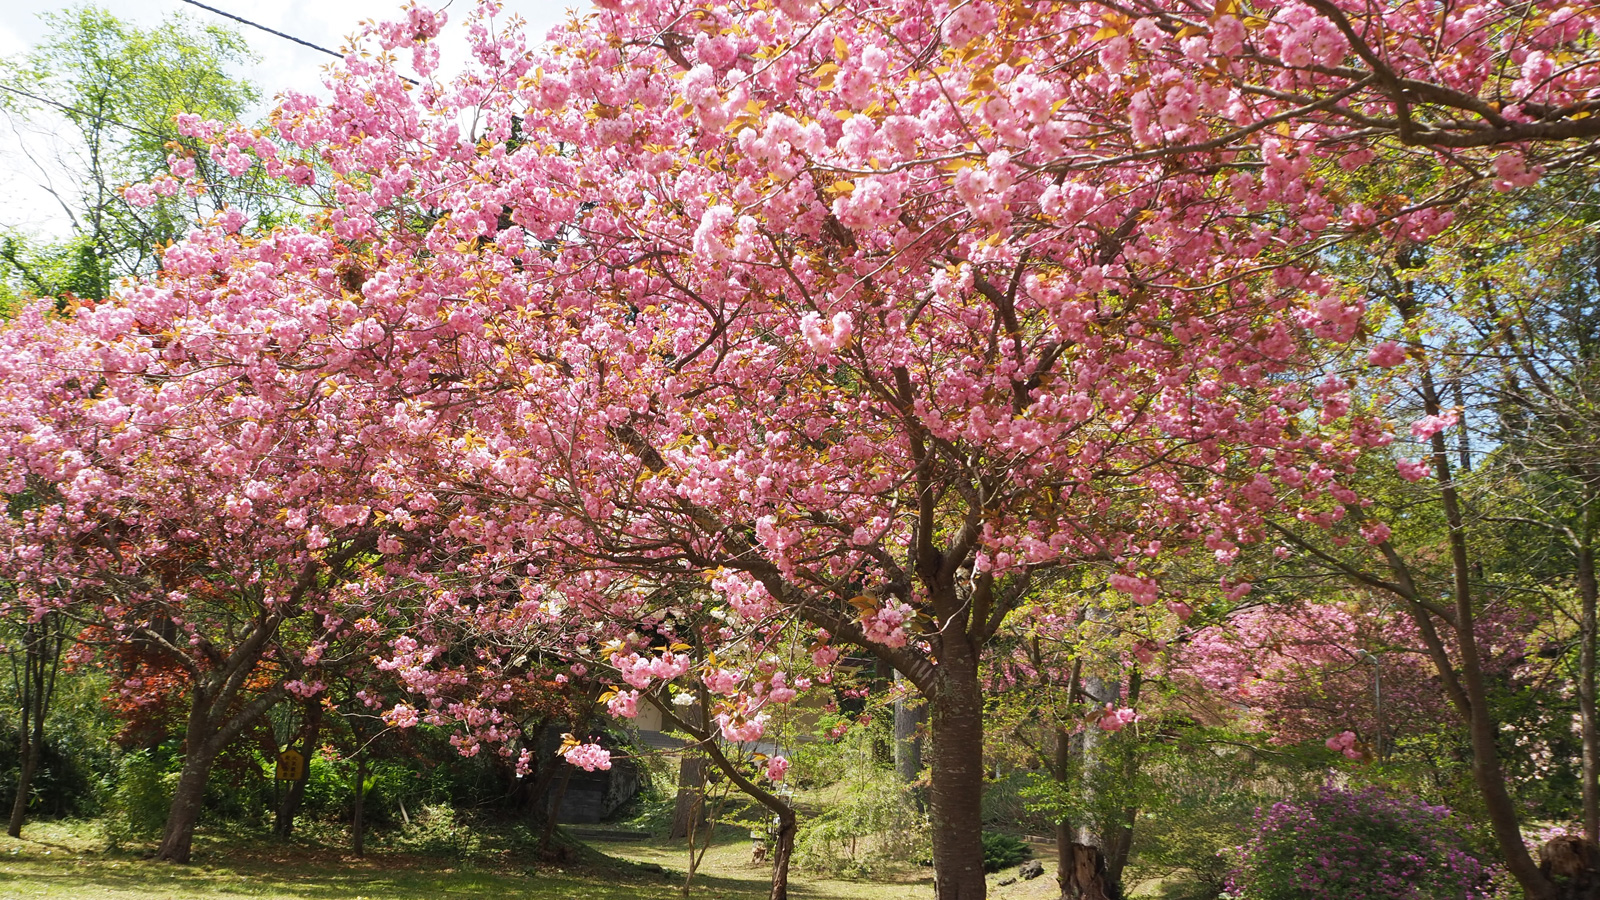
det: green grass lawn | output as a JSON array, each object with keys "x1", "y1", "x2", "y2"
[
  {"x1": 0, "y1": 820, "x2": 950, "y2": 900},
  {"x1": 0, "y1": 820, "x2": 730, "y2": 900}
]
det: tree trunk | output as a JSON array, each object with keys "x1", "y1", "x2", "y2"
[
  {"x1": 7, "y1": 740, "x2": 40, "y2": 838},
  {"x1": 927, "y1": 643, "x2": 988, "y2": 900},
  {"x1": 1579, "y1": 533, "x2": 1599, "y2": 843},
  {"x1": 155, "y1": 740, "x2": 221, "y2": 862},
  {"x1": 351, "y1": 752, "x2": 366, "y2": 857},
  {"x1": 1103, "y1": 673, "x2": 1141, "y2": 887},
  {"x1": 274, "y1": 697, "x2": 324, "y2": 840},
  {"x1": 769, "y1": 810, "x2": 797, "y2": 900},
  {"x1": 540, "y1": 765, "x2": 574, "y2": 855},
  {"x1": 1540, "y1": 834, "x2": 1600, "y2": 900},
  {"x1": 7, "y1": 614, "x2": 62, "y2": 838},
  {"x1": 894, "y1": 670, "x2": 924, "y2": 787},
  {"x1": 1414, "y1": 361, "x2": 1557, "y2": 899},
  {"x1": 669, "y1": 754, "x2": 707, "y2": 840},
  {"x1": 1062, "y1": 843, "x2": 1115, "y2": 900},
  {"x1": 1064, "y1": 671, "x2": 1128, "y2": 899},
  {"x1": 647, "y1": 693, "x2": 799, "y2": 900},
  {"x1": 155, "y1": 659, "x2": 284, "y2": 862},
  {"x1": 1055, "y1": 724, "x2": 1072, "y2": 896}
]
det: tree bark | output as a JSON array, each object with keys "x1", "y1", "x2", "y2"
[
  {"x1": 155, "y1": 664, "x2": 284, "y2": 862},
  {"x1": 7, "y1": 742, "x2": 41, "y2": 839},
  {"x1": 768, "y1": 809, "x2": 797, "y2": 900},
  {"x1": 894, "y1": 670, "x2": 924, "y2": 787},
  {"x1": 7, "y1": 614, "x2": 62, "y2": 838},
  {"x1": 647, "y1": 693, "x2": 800, "y2": 900},
  {"x1": 540, "y1": 764, "x2": 575, "y2": 855},
  {"x1": 155, "y1": 739, "x2": 221, "y2": 863},
  {"x1": 927, "y1": 642, "x2": 988, "y2": 900},
  {"x1": 1413, "y1": 357, "x2": 1556, "y2": 898},
  {"x1": 1579, "y1": 529, "x2": 1599, "y2": 843},
  {"x1": 274, "y1": 696, "x2": 324, "y2": 840},
  {"x1": 1103, "y1": 672, "x2": 1141, "y2": 887},
  {"x1": 1062, "y1": 843, "x2": 1115, "y2": 900},
  {"x1": 1065, "y1": 672, "x2": 1121, "y2": 900},
  {"x1": 1055, "y1": 724, "x2": 1073, "y2": 897},
  {"x1": 669, "y1": 754, "x2": 707, "y2": 840},
  {"x1": 351, "y1": 752, "x2": 366, "y2": 857}
]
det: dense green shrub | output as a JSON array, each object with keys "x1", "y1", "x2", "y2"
[
  {"x1": 981, "y1": 831, "x2": 1031, "y2": 873},
  {"x1": 1227, "y1": 786, "x2": 1489, "y2": 900},
  {"x1": 103, "y1": 749, "x2": 178, "y2": 847}
]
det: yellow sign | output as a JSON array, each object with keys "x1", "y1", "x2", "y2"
[{"x1": 275, "y1": 749, "x2": 305, "y2": 781}]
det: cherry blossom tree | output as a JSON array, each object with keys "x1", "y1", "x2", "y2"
[
  {"x1": 14, "y1": 0, "x2": 1600, "y2": 895},
  {"x1": 0, "y1": 287, "x2": 446, "y2": 861}
]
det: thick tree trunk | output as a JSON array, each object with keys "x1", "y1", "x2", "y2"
[
  {"x1": 669, "y1": 754, "x2": 706, "y2": 840},
  {"x1": 155, "y1": 660, "x2": 284, "y2": 862},
  {"x1": 274, "y1": 697, "x2": 324, "y2": 840},
  {"x1": 1540, "y1": 834, "x2": 1600, "y2": 900},
  {"x1": 540, "y1": 765, "x2": 574, "y2": 855},
  {"x1": 155, "y1": 741, "x2": 221, "y2": 862},
  {"x1": 927, "y1": 645, "x2": 988, "y2": 900},
  {"x1": 1062, "y1": 843, "x2": 1115, "y2": 900},
  {"x1": 769, "y1": 810, "x2": 796, "y2": 900},
  {"x1": 894, "y1": 670, "x2": 924, "y2": 786}
]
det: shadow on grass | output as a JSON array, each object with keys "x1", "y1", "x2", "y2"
[
  {"x1": 1, "y1": 821, "x2": 921, "y2": 900},
  {"x1": 0, "y1": 853, "x2": 711, "y2": 900},
  {"x1": 0, "y1": 827, "x2": 790, "y2": 900}
]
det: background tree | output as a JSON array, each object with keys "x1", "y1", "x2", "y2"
[
  {"x1": 0, "y1": 4, "x2": 261, "y2": 301},
  {"x1": 2, "y1": 609, "x2": 67, "y2": 838}
]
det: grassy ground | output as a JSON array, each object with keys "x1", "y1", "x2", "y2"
[
  {"x1": 1, "y1": 819, "x2": 971, "y2": 899},
  {"x1": 0, "y1": 820, "x2": 724, "y2": 900},
  {"x1": 584, "y1": 825, "x2": 934, "y2": 900}
]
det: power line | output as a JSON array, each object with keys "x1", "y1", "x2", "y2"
[
  {"x1": 0, "y1": 82, "x2": 170, "y2": 141},
  {"x1": 1, "y1": 2, "x2": 423, "y2": 142},
  {"x1": 179, "y1": 0, "x2": 344, "y2": 62},
  {"x1": 177, "y1": 0, "x2": 421, "y2": 86}
]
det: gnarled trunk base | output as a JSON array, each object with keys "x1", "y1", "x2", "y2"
[
  {"x1": 1061, "y1": 842, "x2": 1116, "y2": 900},
  {"x1": 1541, "y1": 836, "x2": 1600, "y2": 900}
]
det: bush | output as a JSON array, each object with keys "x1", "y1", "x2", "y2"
[
  {"x1": 390, "y1": 802, "x2": 481, "y2": 856},
  {"x1": 103, "y1": 749, "x2": 178, "y2": 848},
  {"x1": 1227, "y1": 785, "x2": 1489, "y2": 900},
  {"x1": 981, "y1": 831, "x2": 1031, "y2": 873}
]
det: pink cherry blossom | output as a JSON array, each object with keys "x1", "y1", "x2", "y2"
[
  {"x1": 563, "y1": 743, "x2": 613, "y2": 772},
  {"x1": 1397, "y1": 458, "x2": 1433, "y2": 482},
  {"x1": 1366, "y1": 342, "x2": 1407, "y2": 368},
  {"x1": 765, "y1": 756, "x2": 791, "y2": 781},
  {"x1": 1409, "y1": 411, "x2": 1461, "y2": 440}
]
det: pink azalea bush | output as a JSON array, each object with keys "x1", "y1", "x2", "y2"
[{"x1": 1228, "y1": 786, "x2": 1490, "y2": 900}]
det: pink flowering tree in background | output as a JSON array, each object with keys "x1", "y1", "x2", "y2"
[
  {"x1": 0, "y1": 279, "x2": 453, "y2": 861},
  {"x1": 1176, "y1": 599, "x2": 1460, "y2": 752},
  {"x1": 1261, "y1": 175, "x2": 1600, "y2": 895},
  {"x1": 8, "y1": 0, "x2": 1599, "y2": 896},
  {"x1": 374, "y1": 571, "x2": 828, "y2": 899}
]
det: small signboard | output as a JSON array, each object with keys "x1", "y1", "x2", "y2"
[{"x1": 275, "y1": 749, "x2": 305, "y2": 781}]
